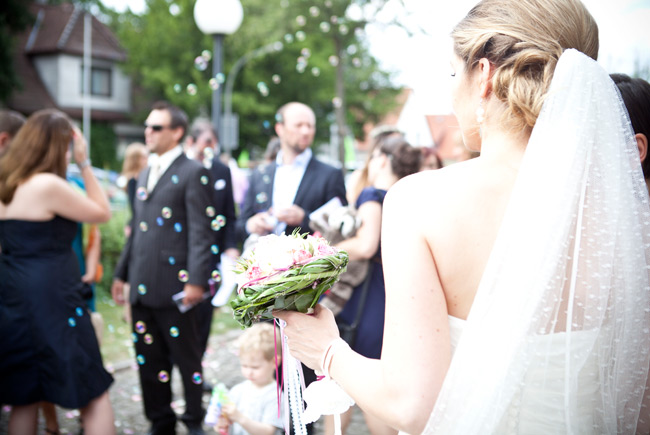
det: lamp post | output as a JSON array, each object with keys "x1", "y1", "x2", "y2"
[{"x1": 193, "y1": 0, "x2": 243, "y2": 139}]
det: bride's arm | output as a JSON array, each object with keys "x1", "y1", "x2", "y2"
[{"x1": 276, "y1": 174, "x2": 451, "y2": 433}]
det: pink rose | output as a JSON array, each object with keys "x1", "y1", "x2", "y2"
[
  {"x1": 317, "y1": 243, "x2": 337, "y2": 256},
  {"x1": 293, "y1": 249, "x2": 312, "y2": 264},
  {"x1": 247, "y1": 264, "x2": 262, "y2": 281}
]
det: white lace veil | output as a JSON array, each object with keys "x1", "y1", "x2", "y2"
[{"x1": 423, "y1": 49, "x2": 650, "y2": 433}]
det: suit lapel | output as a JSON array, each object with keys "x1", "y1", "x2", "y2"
[{"x1": 292, "y1": 157, "x2": 314, "y2": 206}]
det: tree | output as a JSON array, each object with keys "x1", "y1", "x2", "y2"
[
  {"x1": 99, "y1": 0, "x2": 405, "y2": 165},
  {"x1": 0, "y1": 0, "x2": 33, "y2": 103}
]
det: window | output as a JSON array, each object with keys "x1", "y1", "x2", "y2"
[{"x1": 80, "y1": 66, "x2": 112, "y2": 97}]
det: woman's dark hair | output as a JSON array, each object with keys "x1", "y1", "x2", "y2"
[
  {"x1": 379, "y1": 136, "x2": 422, "y2": 179},
  {"x1": 611, "y1": 73, "x2": 650, "y2": 179},
  {"x1": 0, "y1": 109, "x2": 73, "y2": 204}
]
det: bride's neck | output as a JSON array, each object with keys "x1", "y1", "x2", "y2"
[{"x1": 478, "y1": 125, "x2": 528, "y2": 170}]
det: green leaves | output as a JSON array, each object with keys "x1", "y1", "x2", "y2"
[{"x1": 229, "y1": 251, "x2": 348, "y2": 328}]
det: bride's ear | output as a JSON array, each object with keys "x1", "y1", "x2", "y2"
[
  {"x1": 635, "y1": 133, "x2": 648, "y2": 165},
  {"x1": 477, "y1": 58, "x2": 493, "y2": 98}
]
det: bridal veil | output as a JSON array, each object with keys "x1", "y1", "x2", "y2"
[{"x1": 424, "y1": 49, "x2": 650, "y2": 433}]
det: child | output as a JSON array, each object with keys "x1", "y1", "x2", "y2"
[{"x1": 217, "y1": 323, "x2": 283, "y2": 435}]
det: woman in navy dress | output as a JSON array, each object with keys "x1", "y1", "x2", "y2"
[
  {"x1": 334, "y1": 135, "x2": 422, "y2": 435},
  {"x1": 0, "y1": 109, "x2": 115, "y2": 434}
]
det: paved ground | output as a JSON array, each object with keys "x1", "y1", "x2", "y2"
[{"x1": 0, "y1": 328, "x2": 370, "y2": 435}]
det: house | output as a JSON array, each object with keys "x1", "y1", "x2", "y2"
[{"x1": 6, "y1": 3, "x2": 132, "y2": 129}]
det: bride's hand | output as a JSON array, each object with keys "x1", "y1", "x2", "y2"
[{"x1": 273, "y1": 304, "x2": 340, "y2": 371}]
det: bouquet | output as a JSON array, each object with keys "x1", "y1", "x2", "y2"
[{"x1": 230, "y1": 230, "x2": 349, "y2": 328}]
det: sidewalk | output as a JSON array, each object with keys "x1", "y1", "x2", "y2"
[{"x1": 0, "y1": 328, "x2": 370, "y2": 435}]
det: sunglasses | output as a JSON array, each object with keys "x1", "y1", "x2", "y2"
[{"x1": 145, "y1": 124, "x2": 172, "y2": 132}]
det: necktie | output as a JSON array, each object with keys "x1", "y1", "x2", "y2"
[{"x1": 147, "y1": 161, "x2": 160, "y2": 192}]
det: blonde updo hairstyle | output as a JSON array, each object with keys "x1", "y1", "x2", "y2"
[{"x1": 452, "y1": 0, "x2": 599, "y2": 135}]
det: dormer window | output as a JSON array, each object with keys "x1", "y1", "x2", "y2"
[{"x1": 81, "y1": 65, "x2": 112, "y2": 97}]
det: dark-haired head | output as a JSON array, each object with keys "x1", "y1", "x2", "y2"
[
  {"x1": 0, "y1": 109, "x2": 73, "y2": 204},
  {"x1": 152, "y1": 100, "x2": 188, "y2": 138},
  {"x1": 379, "y1": 136, "x2": 423, "y2": 179},
  {"x1": 611, "y1": 73, "x2": 650, "y2": 180}
]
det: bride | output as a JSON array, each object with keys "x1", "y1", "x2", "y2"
[{"x1": 275, "y1": 0, "x2": 650, "y2": 433}]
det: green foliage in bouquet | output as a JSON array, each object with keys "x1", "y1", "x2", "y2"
[{"x1": 230, "y1": 232, "x2": 348, "y2": 328}]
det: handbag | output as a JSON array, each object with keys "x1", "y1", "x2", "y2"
[{"x1": 336, "y1": 261, "x2": 374, "y2": 348}]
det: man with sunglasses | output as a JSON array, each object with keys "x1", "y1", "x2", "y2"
[{"x1": 112, "y1": 101, "x2": 214, "y2": 435}]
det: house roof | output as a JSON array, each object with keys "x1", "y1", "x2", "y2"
[
  {"x1": 25, "y1": 3, "x2": 126, "y2": 61},
  {"x1": 6, "y1": 3, "x2": 128, "y2": 121}
]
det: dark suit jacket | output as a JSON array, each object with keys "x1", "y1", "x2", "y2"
[
  {"x1": 209, "y1": 158, "x2": 238, "y2": 261},
  {"x1": 114, "y1": 153, "x2": 215, "y2": 308},
  {"x1": 235, "y1": 156, "x2": 347, "y2": 242}
]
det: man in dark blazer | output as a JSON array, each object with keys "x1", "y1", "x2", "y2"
[
  {"x1": 235, "y1": 102, "x2": 347, "y2": 243},
  {"x1": 111, "y1": 102, "x2": 213, "y2": 435},
  {"x1": 184, "y1": 121, "x2": 239, "y2": 387}
]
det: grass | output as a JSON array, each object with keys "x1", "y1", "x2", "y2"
[{"x1": 95, "y1": 291, "x2": 240, "y2": 366}]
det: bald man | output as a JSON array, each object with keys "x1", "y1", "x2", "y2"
[{"x1": 236, "y1": 102, "x2": 347, "y2": 241}]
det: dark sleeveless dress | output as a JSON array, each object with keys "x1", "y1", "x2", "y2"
[{"x1": 0, "y1": 216, "x2": 113, "y2": 408}]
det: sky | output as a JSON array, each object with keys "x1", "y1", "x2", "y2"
[{"x1": 101, "y1": 0, "x2": 650, "y2": 114}]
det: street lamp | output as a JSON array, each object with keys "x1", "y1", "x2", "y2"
[{"x1": 193, "y1": 0, "x2": 243, "y2": 139}]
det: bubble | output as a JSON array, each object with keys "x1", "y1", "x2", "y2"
[
  {"x1": 206, "y1": 206, "x2": 216, "y2": 217},
  {"x1": 192, "y1": 372, "x2": 203, "y2": 384},
  {"x1": 171, "y1": 175, "x2": 179, "y2": 184},
  {"x1": 201, "y1": 49, "x2": 212, "y2": 61},
  {"x1": 168, "y1": 257, "x2": 176, "y2": 265},
  {"x1": 137, "y1": 284, "x2": 147, "y2": 295},
  {"x1": 256, "y1": 192, "x2": 268, "y2": 203},
  {"x1": 301, "y1": 48, "x2": 311, "y2": 58},
  {"x1": 346, "y1": 45, "x2": 358, "y2": 55},
  {"x1": 352, "y1": 57, "x2": 362, "y2": 68},
  {"x1": 68, "y1": 317, "x2": 76, "y2": 327},
  {"x1": 328, "y1": 55, "x2": 339, "y2": 67},
  {"x1": 159, "y1": 207, "x2": 171, "y2": 219},
  {"x1": 309, "y1": 6, "x2": 320, "y2": 17},
  {"x1": 355, "y1": 27, "x2": 364, "y2": 38},
  {"x1": 210, "y1": 244, "x2": 219, "y2": 255},
  {"x1": 208, "y1": 78, "x2": 219, "y2": 90},
  {"x1": 108, "y1": 324, "x2": 115, "y2": 333},
  {"x1": 174, "y1": 223, "x2": 182, "y2": 232},
  {"x1": 319, "y1": 22, "x2": 331, "y2": 32},
  {"x1": 263, "y1": 174, "x2": 271, "y2": 184},
  {"x1": 215, "y1": 73, "x2": 226, "y2": 84},
  {"x1": 194, "y1": 56, "x2": 208, "y2": 71},
  {"x1": 311, "y1": 67, "x2": 321, "y2": 77},
  {"x1": 211, "y1": 270, "x2": 222, "y2": 282},
  {"x1": 332, "y1": 97, "x2": 342, "y2": 108},
  {"x1": 169, "y1": 3, "x2": 180, "y2": 16},
  {"x1": 169, "y1": 326, "x2": 180, "y2": 338},
  {"x1": 296, "y1": 63, "x2": 306, "y2": 74},
  {"x1": 262, "y1": 120, "x2": 271, "y2": 129},
  {"x1": 135, "y1": 321, "x2": 146, "y2": 334},
  {"x1": 214, "y1": 179, "x2": 226, "y2": 190},
  {"x1": 158, "y1": 370, "x2": 170, "y2": 383},
  {"x1": 284, "y1": 33, "x2": 294, "y2": 43},
  {"x1": 296, "y1": 15, "x2": 306, "y2": 26},
  {"x1": 210, "y1": 219, "x2": 220, "y2": 231},
  {"x1": 295, "y1": 31, "x2": 306, "y2": 41},
  {"x1": 156, "y1": 217, "x2": 164, "y2": 226},
  {"x1": 186, "y1": 83, "x2": 198, "y2": 96},
  {"x1": 272, "y1": 41, "x2": 283, "y2": 51},
  {"x1": 257, "y1": 82, "x2": 269, "y2": 97},
  {"x1": 139, "y1": 221, "x2": 148, "y2": 232},
  {"x1": 136, "y1": 187, "x2": 148, "y2": 201},
  {"x1": 338, "y1": 24, "x2": 349, "y2": 35},
  {"x1": 132, "y1": 332, "x2": 138, "y2": 343},
  {"x1": 325, "y1": 0, "x2": 333, "y2": 7},
  {"x1": 216, "y1": 215, "x2": 226, "y2": 227},
  {"x1": 272, "y1": 74, "x2": 281, "y2": 84},
  {"x1": 173, "y1": 84, "x2": 182, "y2": 93},
  {"x1": 200, "y1": 175, "x2": 209, "y2": 185},
  {"x1": 136, "y1": 354, "x2": 146, "y2": 365},
  {"x1": 75, "y1": 307, "x2": 84, "y2": 317},
  {"x1": 204, "y1": 147, "x2": 214, "y2": 161},
  {"x1": 280, "y1": 0, "x2": 289, "y2": 7},
  {"x1": 178, "y1": 270, "x2": 189, "y2": 282},
  {"x1": 144, "y1": 334, "x2": 153, "y2": 344}
]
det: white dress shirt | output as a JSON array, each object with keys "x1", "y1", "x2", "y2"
[
  {"x1": 271, "y1": 148, "x2": 312, "y2": 234},
  {"x1": 147, "y1": 146, "x2": 183, "y2": 191}
]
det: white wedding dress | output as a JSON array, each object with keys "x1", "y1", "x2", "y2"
[{"x1": 448, "y1": 316, "x2": 600, "y2": 434}]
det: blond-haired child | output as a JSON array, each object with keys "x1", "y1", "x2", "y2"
[{"x1": 217, "y1": 322, "x2": 283, "y2": 435}]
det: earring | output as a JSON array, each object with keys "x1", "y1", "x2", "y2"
[{"x1": 476, "y1": 98, "x2": 485, "y2": 124}]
